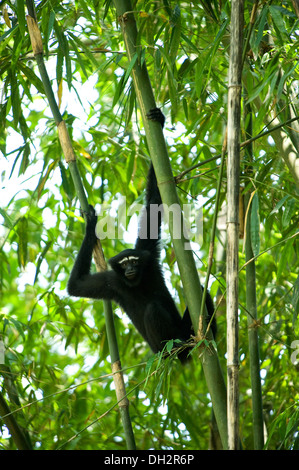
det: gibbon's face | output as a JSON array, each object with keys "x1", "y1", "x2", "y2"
[
  {"x1": 109, "y1": 249, "x2": 151, "y2": 287},
  {"x1": 118, "y1": 255, "x2": 140, "y2": 281}
]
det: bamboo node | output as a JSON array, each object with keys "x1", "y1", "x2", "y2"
[
  {"x1": 112, "y1": 360, "x2": 129, "y2": 408},
  {"x1": 26, "y1": 15, "x2": 43, "y2": 56},
  {"x1": 228, "y1": 84, "x2": 242, "y2": 90},
  {"x1": 227, "y1": 362, "x2": 240, "y2": 369},
  {"x1": 118, "y1": 11, "x2": 131, "y2": 24},
  {"x1": 57, "y1": 121, "x2": 76, "y2": 162}
]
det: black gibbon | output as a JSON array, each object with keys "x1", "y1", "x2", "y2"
[{"x1": 67, "y1": 108, "x2": 215, "y2": 361}]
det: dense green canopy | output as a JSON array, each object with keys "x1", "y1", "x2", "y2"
[{"x1": 0, "y1": 0, "x2": 298, "y2": 450}]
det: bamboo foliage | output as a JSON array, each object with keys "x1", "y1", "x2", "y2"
[
  {"x1": 0, "y1": 388, "x2": 32, "y2": 450},
  {"x1": 1, "y1": 0, "x2": 299, "y2": 451}
]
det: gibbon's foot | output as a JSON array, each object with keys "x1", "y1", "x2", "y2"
[{"x1": 146, "y1": 107, "x2": 165, "y2": 128}]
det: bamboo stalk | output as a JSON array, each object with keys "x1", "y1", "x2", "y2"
[
  {"x1": 244, "y1": 102, "x2": 264, "y2": 450},
  {"x1": 25, "y1": 1, "x2": 135, "y2": 450},
  {"x1": 245, "y1": 193, "x2": 264, "y2": 449},
  {"x1": 226, "y1": 0, "x2": 244, "y2": 450},
  {"x1": 112, "y1": 0, "x2": 228, "y2": 449},
  {"x1": 0, "y1": 390, "x2": 32, "y2": 450}
]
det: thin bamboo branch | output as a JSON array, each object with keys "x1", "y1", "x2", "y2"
[
  {"x1": 25, "y1": 1, "x2": 135, "y2": 450},
  {"x1": 226, "y1": 0, "x2": 244, "y2": 450},
  {"x1": 199, "y1": 131, "x2": 227, "y2": 326}
]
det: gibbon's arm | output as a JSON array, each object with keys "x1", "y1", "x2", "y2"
[
  {"x1": 135, "y1": 108, "x2": 165, "y2": 255},
  {"x1": 67, "y1": 206, "x2": 119, "y2": 301}
]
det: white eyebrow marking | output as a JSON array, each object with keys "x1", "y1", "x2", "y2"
[{"x1": 118, "y1": 255, "x2": 139, "y2": 265}]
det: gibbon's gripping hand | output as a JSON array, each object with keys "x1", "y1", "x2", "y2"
[
  {"x1": 83, "y1": 204, "x2": 97, "y2": 237},
  {"x1": 146, "y1": 107, "x2": 165, "y2": 128}
]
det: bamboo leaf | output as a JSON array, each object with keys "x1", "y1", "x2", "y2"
[
  {"x1": 18, "y1": 62, "x2": 45, "y2": 94},
  {"x1": 169, "y1": 6, "x2": 181, "y2": 62},
  {"x1": 123, "y1": 52, "x2": 138, "y2": 85},
  {"x1": 16, "y1": 0, "x2": 26, "y2": 37},
  {"x1": 57, "y1": 79, "x2": 63, "y2": 108},
  {"x1": 145, "y1": 354, "x2": 156, "y2": 375},
  {"x1": 155, "y1": 47, "x2": 161, "y2": 72},
  {"x1": 17, "y1": 216, "x2": 28, "y2": 268},
  {"x1": 166, "y1": 339, "x2": 174, "y2": 353},
  {"x1": 2, "y1": 5, "x2": 11, "y2": 27},
  {"x1": 10, "y1": 71, "x2": 21, "y2": 127},
  {"x1": 65, "y1": 327, "x2": 75, "y2": 349},
  {"x1": 195, "y1": 20, "x2": 228, "y2": 98},
  {"x1": 269, "y1": 5, "x2": 288, "y2": 43},
  {"x1": 0, "y1": 208, "x2": 14, "y2": 230},
  {"x1": 54, "y1": 21, "x2": 73, "y2": 88},
  {"x1": 181, "y1": 32, "x2": 200, "y2": 54},
  {"x1": 167, "y1": 69, "x2": 178, "y2": 116},
  {"x1": 112, "y1": 54, "x2": 138, "y2": 107},
  {"x1": 246, "y1": 78, "x2": 268, "y2": 105},
  {"x1": 59, "y1": 160, "x2": 75, "y2": 201},
  {"x1": 34, "y1": 241, "x2": 53, "y2": 284},
  {"x1": 277, "y1": 240, "x2": 290, "y2": 280},
  {"x1": 126, "y1": 149, "x2": 135, "y2": 185},
  {"x1": 250, "y1": 193, "x2": 260, "y2": 258},
  {"x1": 0, "y1": 23, "x2": 18, "y2": 48},
  {"x1": 170, "y1": 4, "x2": 181, "y2": 26},
  {"x1": 269, "y1": 195, "x2": 289, "y2": 216},
  {"x1": 67, "y1": 31, "x2": 99, "y2": 68},
  {"x1": 277, "y1": 61, "x2": 299, "y2": 101},
  {"x1": 46, "y1": 10, "x2": 55, "y2": 45},
  {"x1": 292, "y1": 275, "x2": 299, "y2": 317},
  {"x1": 9, "y1": 318, "x2": 26, "y2": 341},
  {"x1": 56, "y1": 46, "x2": 64, "y2": 86},
  {"x1": 254, "y1": 5, "x2": 268, "y2": 53},
  {"x1": 64, "y1": 37, "x2": 72, "y2": 89},
  {"x1": 68, "y1": 36, "x2": 88, "y2": 79},
  {"x1": 37, "y1": 160, "x2": 57, "y2": 199},
  {"x1": 18, "y1": 142, "x2": 30, "y2": 175},
  {"x1": 157, "y1": 44, "x2": 175, "y2": 80},
  {"x1": 79, "y1": 0, "x2": 93, "y2": 22},
  {"x1": 282, "y1": 197, "x2": 295, "y2": 228}
]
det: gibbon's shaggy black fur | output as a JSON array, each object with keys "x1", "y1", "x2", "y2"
[{"x1": 67, "y1": 108, "x2": 215, "y2": 361}]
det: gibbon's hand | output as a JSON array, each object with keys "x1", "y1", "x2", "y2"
[{"x1": 82, "y1": 204, "x2": 97, "y2": 235}]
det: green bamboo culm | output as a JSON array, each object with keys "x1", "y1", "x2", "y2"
[
  {"x1": 25, "y1": 0, "x2": 136, "y2": 450},
  {"x1": 112, "y1": 0, "x2": 228, "y2": 449},
  {"x1": 244, "y1": 193, "x2": 264, "y2": 449},
  {"x1": 244, "y1": 101, "x2": 264, "y2": 450},
  {"x1": 226, "y1": 0, "x2": 244, "y2": 450}
]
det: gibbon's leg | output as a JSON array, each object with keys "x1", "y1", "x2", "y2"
[{"x1": 143, "y1": 301, "x2": 187, "y2": 354}]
